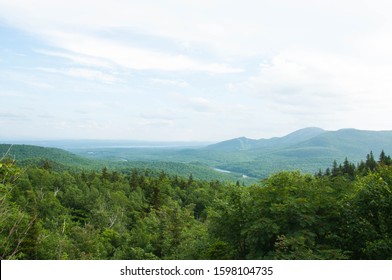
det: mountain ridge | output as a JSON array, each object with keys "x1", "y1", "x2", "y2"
[
  {"x1": 204, "y1": 127, "x2": 392, "y2": 177},
  {"x1": 205, "y1": 127, "x2": 327, "y2": 151},
  {"x1": 0, "y1": 144, "x2": 95, "y2": 169},
  {"x1": 3, "y1": 127, "x2": 392, "y2": 179},
  {"x1": 206, "y1": 127, "x2": 392, "y2": 152}
]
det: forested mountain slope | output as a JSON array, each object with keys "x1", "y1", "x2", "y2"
[
  {"x1": 285, "y1": 129, "x2": 392, "y2": 157},
  {"x1": 208, "y1": 128, "x2": 392, "y2": 177},
  {"x1": 208, "y1": 128, "x2": 392, "y2": 156},
  {"x1": 0, "y1": 144, "x2": 94, "y2": 169},
  {"x1": 204, "y1": 127, "x2": 326, "y2": 151}
]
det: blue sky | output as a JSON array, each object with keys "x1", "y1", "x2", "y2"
[{"x1": 1, "y1": 0, "x2": 392, "y2": 141}]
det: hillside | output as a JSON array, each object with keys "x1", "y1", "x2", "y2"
[
  {"x1": 0, "y1": 144, "x2": 95, "y2": 169},
  {"x1": 4, "y1": 127, "x2": 392, "y2": 179},
  {"x1": 0, "y1": 144, "x2": 252, "y2": 183},
  {"x1": 204, "y1": 137, "x2": 259, "y2": 151},
  {"x1": 207, "y1": 128, "x2": 392, "y2": 177},
  {"x1": 204, "y1": 127, "x2": 326, "y2": 151},
  {"x1": 291, "y1": 129, "x2": 392, "y2": 155},
  {"x1": 268, "y1": 129, "x2": 392, "y2": 162}
]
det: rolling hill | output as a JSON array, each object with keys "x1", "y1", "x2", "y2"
[
  {"x1": 204, "y1": 127, "x2": 326, "y2": 151},
  {"x1": 0, "y1": 144, "x2": 95, "y2": 168},
  {"x1": 0, "y1": 143, "x2": 253, "y2": 183},
  {"x1": 209, "y1": 128, "x2": 392, "y2": 177},
  {"x1": 3, "y1": 127, "x2": 392, "y2": 180}
]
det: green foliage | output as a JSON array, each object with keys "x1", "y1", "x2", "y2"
[
  {"x1": 0, "y1": 144, "x2": 96, "y2": 170},
  {"x1": 1, "y1": 149, "x2": 392, "y2": 260},
  {"x1": 0, "y1": 159, "x2": 36, "y2": 259}
]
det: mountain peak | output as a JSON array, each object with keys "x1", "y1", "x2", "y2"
[
  {"x1": 287, "y1": 127, "x2": 326, "y2": 135},
  {"x1": 204, "y1": 136, "x2": 257, "y2": 151},
  {"x1": 206, "y1": 127, "x2": 327, "y2": 151},
  {"x1": 282, "y1": 127, "x2": 326, "y2": 140}
]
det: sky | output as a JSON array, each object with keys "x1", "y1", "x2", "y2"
[{"x1": 1, "y1": 0, "x2": 392, "y2": 141}]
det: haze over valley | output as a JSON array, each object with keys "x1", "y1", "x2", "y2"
[{"x1": 3, "y1": 127, "x2": 392, "y2": 181}]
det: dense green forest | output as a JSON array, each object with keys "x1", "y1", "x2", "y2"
[{"x1": 1, "y1": 150, "x2": 392, "y2": 260}]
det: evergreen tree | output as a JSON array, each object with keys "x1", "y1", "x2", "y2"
[{"x1": 365, "y1": 151, "x2": 377, "y2": 171}]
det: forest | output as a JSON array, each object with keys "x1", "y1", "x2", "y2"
[{"x1": 1, "y1": 150, "x2": 392, "y2": 260}]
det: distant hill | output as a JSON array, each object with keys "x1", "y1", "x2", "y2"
[
  {"x1": 0, "y1": 144, "x2": 96, "y2": 169},
  {"x1": 4, "y1": 127, "x2": 392, "y2": 180},
  {"x1": 205, "y1": 128, "x2": 392, "y2": 177},
  {"x1": 204, "y1": 137, "x2": 259, "y2": 151},
  {"x1": 264, "y1": 127, "x2": 326, "y2": 147},
  {"x1": 277, "y1": 129, "x2": 392, "y2": 159},
  {"x1": 205, "y1": 127, "x2": 326, "y2": 151},
  {"x1": 0, "y1": 144, "x2": 254, "y2": 183},
  {"x1": 207, "y1": 127, "x2": 392, "y2": 155},
  {"x1": 63, "y1": 127, "x2": 392, "y2": 178}
]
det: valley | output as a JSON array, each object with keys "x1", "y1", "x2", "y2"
[
  {"x1": 2, "y1": 127, "x2": 392, "y2": 260},
  {"x1": 3, "y1": 127, "x2": 392, "y2": 182}
]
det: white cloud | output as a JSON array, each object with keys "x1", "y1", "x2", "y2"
[
  {"x1": 149, "y1": 78, "x2": 189, "y2": 88},
  {"x1": 42, "y1": 31, "x2": 242, "y2": 73},
  {"x1": 0, "y1": 0, "x2": 244, "y2": 73},
  {"x1": 2, "y1": 0, "x2": 392, "y2": 140},
  {"x1": 0, "y1": 90, "x2": 38, "y2": 98},
  {"x1": 36, "y1": 67, "x2": 118, "y2": 83},
  {"x1": 1, "y1": 0, "x2": 390, "y2": 75},
  {"x1": 169, "y1": 92, "x2": 220, "y2": 113},
  {"x1": 26, "y1": 81, "x2": 53, "y2": 89},
  {"x1": 0, "y1": 112, "x2": 27, "y2": 121},
  {"x1": 35, "y1": 49, "x2": 115, "y2": 69},
  {"x1": 238, "y1": 48, "x2": 392, "y2": 132},
  {"x1": 187, "y1": 97, "x2": 218, "y2": 113},
  {"x1": 246, "y1": 49, "x2": 391, "y2": 109},
  {"x1": 1, "y1": 1, "x2": 391, "y2": 55}
]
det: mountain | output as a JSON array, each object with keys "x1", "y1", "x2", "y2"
[
  {"x1": 205, "y1": 127, "x2": 326, "y2": 151},
  {"x1": 278, "y1": 128, "x2": 392, "y2": 159},
  {"x1": 4, "y1": 127, "x2": 392, "y2": 180},
  {"x1": 207, "y1": 127, "x2": 392, "y2": 156},
  {"x1": 268, "y1": 127, "x2": 326, "y2": 146},
  {"x1": 206, "y1": 128, "x2": 392, "y2": 177},
  {"x1": 204, "y1": 137, "x2": 259, "y2": 151},
  {"x1": 62, "y1": 127, "x2": 392, "y2": 178}
]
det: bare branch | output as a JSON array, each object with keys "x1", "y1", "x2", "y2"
[{"x1": 0, "y1": 144, "x2": 13, "y2": 161}]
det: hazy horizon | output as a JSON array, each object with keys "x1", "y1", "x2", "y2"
[
  {"x1": 2, "y1": 1, "x2": 392, "y2": 141},
  {"x1": 3, "y1": 127, "x2": 392, "y2": 144}
]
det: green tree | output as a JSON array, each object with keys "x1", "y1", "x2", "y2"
[{"x1": 0, "y1": 160, "x2": 36, "y2": 259}]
